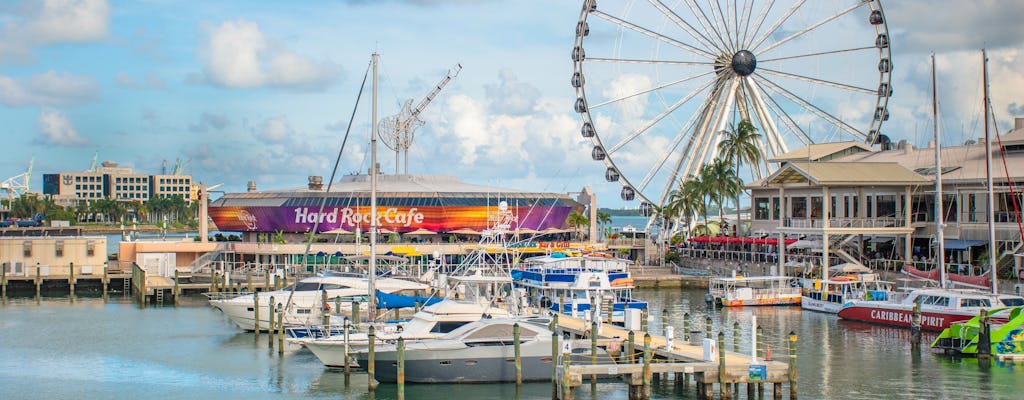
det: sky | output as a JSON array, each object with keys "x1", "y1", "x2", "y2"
[{"x1": 2, "y1": 0, "x2": 1024, "y2": 210}]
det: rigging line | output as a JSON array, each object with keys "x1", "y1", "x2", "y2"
[
  {"x1": 285, "y1": 61, "x2": 372, "y2": 312},
  {"x1": 989, "y1": 101, "x2": 1024, "y2": 245}
]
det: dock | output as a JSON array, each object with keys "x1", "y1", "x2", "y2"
[{"x1": 552, "y1": 313, "x2": 796, "y2": 400}]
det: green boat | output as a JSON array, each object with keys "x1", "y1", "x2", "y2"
[{"x1": 931, "y1": 306, "x2": 1024, "y2": 356}]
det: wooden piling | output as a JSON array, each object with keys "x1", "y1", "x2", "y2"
[
  {"x1": 514, "y1": 323, "x2": 522, "y2": 386},
  {"x1": 733, "y1": 321, "x2": 741, "y2": 352},
  {"x1": 757, "y1": 325, "x2": 765, "y2": 395},
  {"x1": 978, "y1": 309, "x2": 991, "y2": 360},
  {"x1": 254, "y1": 292, "x2": 260, "y2": 339},
  {"x1": 35, "y1": 263, "x2": 41, "y2": 297},
  {"x1": 910, "y1": 303, "x2": 922, "y2": 344},
  {"x1": 590, "y1": 319, "x2": 598, "y2": 384},
  {"x1": 102, "y1": 265, "x2": 108, "y2": 295},
  {"x1": 352, "y1": 301, "x2": 360, "y2": 327},
  {"x1": 343, "y1": 318, "x2": 351, "y2": 384},
  {"x1": 246, "y1": 269, "x2": 253, "y2": 293},
  {"x1": 277, "y1": 306, "x2": 284, "y2": 355},
  {"x1": 705, "y1": 316, "x2": 713, "y2": 339},
  {"x1": 641, "y1": 307, "x2": 649, "y2": 333},
  {"x1": 788, "y1": 331, "x2": 798, "y2": 399},
  {"x1": 627, "y1": 330, "x2": 636, "y2": 363},
  {"x1": 551, "y1": 331, "x2": 558, "y2": 400},
  {"x1": 642, "y1": 333, "x2": 652, "y2": 400},
  {"x1": 683, "y1": 313, "x2": 690, "y2": 341},
  {"x1": 397, "y1": 337, "x2": 405, "y2": 400},
  {"x1": 321, "y1": 290, "x2": 330, "y2": 327},
  {"x1": 562, "y1": 345, "x2": 573, "y2": 400},
  {"x1": 69, "y1": 262, "x2": 75, "y2": 297},
  {"x1": 173, "y1": 270, "x2": 180, "y2": 305},
  {"x1": 268, "y1": 295, "x2": 276, "y2": 346},
  {"x1": 367, "y1": 325, "x2": 376, "y2": 391},
  {"x1": 718, "y1": 332, "x2": 728, "y2": 399},
  {"x1": 1, "y1": 262, "x2": 6, "y2": 300}
]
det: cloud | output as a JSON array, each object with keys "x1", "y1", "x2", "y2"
[
  {"x1": 258, "y1": 116, "x2": 293, "y2": 143},
  {"x1": 887, "y1": 1, "x2": 1024, "y2": 53},
  {"x1": 188, "y1": 112, "x2": 230, "y2": 133},
  {"x1": 36, "y1": 108, "x2": 90, "y2": 146},
  {"x1": 0, "y1": 70, "x2": 99, "y2": 107},
  {"x1": 115, "y1": 71, "x2": 165, "y2": 90},
  {"x1": 196, "y1": 19, "x2": 341, "y2": 91},
  {"x1": 0, "y1": 0, "x2": 110, "y2": 64},
  {"x1": 485, "y1": 69, "x2": 541, "y2": 115}
]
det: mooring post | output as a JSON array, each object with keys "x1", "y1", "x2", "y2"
[
  {"x1": 590, "y1": 319, "x2": 598, "y2": 384},
  {"x1": 343, "y1": 318, "x2": 351, "y2": 384},
  {"x1": 718, "y1": 332, "x2": 729, "y2": 399},
  {"x1": 173, "y1": 269, "x2": 180, "y2": 305},
  {"x1": 321, "y1": 290, "x2": 330, "y2": 327},
  {"x1": 551, "y1": 331, "x2": 559, "y2": 400},
  {"x1": 397, "y1": 337, "x2": 405, "y2": 400},
  {"x1": 661, "y1": 308, "x2": 669, "y2": 329},
  {"x1": 1, "y1": 262, "x2": 6, "y2": 300},
  {"x1": 643, "y1": 333, "x2": 652, "y2": 400},
  {"x1": 562, "y1": 342, "x2": 573, "y2": 400},
  {"x1": 246, "y1": 268, "x2": 253, "y2": 293},
  {"x1": 268, "y1": 296, "x2": 276, "y2": 347},
  {"x1": 211, "y1": 270, "x2": 218, "y2": 293},
  {"x1": 35, "y1": 263, "x2": 41, "y2": 297},
  {"x1": 559, "y1": 293, "x2": 566, "y2": 318},
  {"x1": 978, "y1": 309, "x2": 992, "y2": 360},
  {"x1": 641, "y1": 307, "x2": 649, "y2": 333},
  {"x1": 334, "y1": 296, "x2": 342, "y2": 316},
  {"x1": 757, "y1": 324, "x2": 765, "y2": 395},
  {"x1": 627, "y1": 330, "x2": 636, "y2": 364},
  {"x1": 705, "y1": 315, "x2": 713, "y2": 339},
  {"x1": 368, "y1": 325, "x2": 377, "y2": 391},
  {"x1": 788, "y1": 331, "x2": 798, "y2": 400},
  {"x1": 69, "y1": 262, "x2": 75, "y2": 297},
  {"x1": 352, "y1": 301, "x2": 360, "y2": 328},
  {"x1": 276, "y1": 305, "x2": 284, "y2": 355},
  {"x1": 101, "y1": 264, "x2": 108, "y2": 295},
  {"x1": 910, "y1": 302, "x2": 922, "y2": 344},
  {"x1": 253, "y1": 293, "x2": 260, "y2": 339},
  {"x1": 514, "y1": 323, "x2": 522, "y2": 386},
  {"x1": 414, "y1": 300, "x2": 420, "y2": 313}
]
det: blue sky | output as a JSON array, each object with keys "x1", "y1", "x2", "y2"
[{"x1": 2, "y1": 0, "x2": 1024, "y2": 209}]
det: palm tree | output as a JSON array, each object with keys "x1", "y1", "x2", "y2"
[
  {"x1": 596, "y1": 210, "x2": 612, "y2": 239},
  {"x1": 668, "y1": 177, "x2": 706, "y2": 238},
  {"x1": 566, "y1": 210, "x2": 590, "y2": 241},
  {"x1": 718, "y1": 119, "x2": 763, "y2": 238}
]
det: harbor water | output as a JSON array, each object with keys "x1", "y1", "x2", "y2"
[{"x1": 1, "y1": 288, "x2": 1021, "y2": 399}]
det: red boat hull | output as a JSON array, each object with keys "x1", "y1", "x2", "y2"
[{"x1": 837, "y1": 305, "x2": 974, "y2": 331}]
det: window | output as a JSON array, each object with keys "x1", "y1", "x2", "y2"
[
  {"x1": 754, "y1": 197, "x2": 770, "y2": 220},
  {"x1": 23, "y1": 241, "x2": 32, "y2": 257},
  {"x1": 87, "y1": 240, "x2": 95, "y2": 256},
  {"x1": 771, "y1": 197, "x2": 780, "y2": 220},
  {"x1": 791, "y1": 197, "x2": 807, "y2": 218},
  {"x1": 55, "y1": 240, "x2": 64, "y2": 257}
]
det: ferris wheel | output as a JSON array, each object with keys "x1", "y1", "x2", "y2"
[{"x1": 572, "y1": 0, "x2": 892, "y2": 216}]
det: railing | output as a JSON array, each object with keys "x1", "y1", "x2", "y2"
[{"x1": 782, "y1": 217, "x2": 901, "y2": 229}]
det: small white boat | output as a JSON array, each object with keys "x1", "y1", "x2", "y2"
[
  {"x1": 208, "y1": 272, "x2": 428, "y2": 331},
  {"x1": 799, "y1": 263, "x2": 894, "y2": 313},
  {"x1": 707, "y1": 275, "x2": 801, "y2": 307},
  {"x1": 513, "y1": 252, "x2": 648, "y2": 322}
]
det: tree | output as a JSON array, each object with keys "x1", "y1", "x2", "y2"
[
  {"x1": 718, "y1": 119, "x2": 763, "y2": 238},
  {"x1": 566, "y1": 210, "x2": 590, "y2": 241},
  {"x1": 596, "y1": 211, "x2": 612, "y2": 239}
]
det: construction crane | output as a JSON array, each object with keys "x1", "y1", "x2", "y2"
[
  {"x1": 378, "y1": 63, "x2": 461, "y2": 175},
  {"x1": 1, "y1": 158, "x2": 33, "y2": 203},
  {"x1": 87, "y1": 152, "x2": 98, "y2": 172},
  {"x1": 172, "y1": 158, "x2": 191, "y2": 175}
]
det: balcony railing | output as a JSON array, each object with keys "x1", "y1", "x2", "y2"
[{"x1": 782, "y1": 217, "x2": 902, "y2": 229}]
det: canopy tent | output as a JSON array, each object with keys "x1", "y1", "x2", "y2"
[
  {"x1": 788, "y1": 240, "x2": 822, "y2": 249},
  {"x1": 514, "y1": 228, "x2": 540, "y2": 235},
  {"x1": 934, "y1": 239, "x2": 986, "y2": 251},
  {"x1": 539, "y1": 227, "x2": 572, "y2": 234},
  {"x1": 828, "y1": 263, "x2": 872, "y2": 274},
  {"x1": 448, "y1": 228, "x2": 482, "y2": 235},
  {"x1": 322, "y1": 227, "x2": 352, "y2": 234},
  {"x1": 403, "y1": 228, "x2": 437, "y2": 236},
  {"x1": 687, "y1": 236, "x2": 796, "y2": 246}
]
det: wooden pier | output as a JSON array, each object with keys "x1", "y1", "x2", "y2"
[
  {"x1": 552, "y1": 313, "x2": 797, "y2": 400},
  {"x1": 1, "y1": 261, "x2": 131, "y2": 298}
]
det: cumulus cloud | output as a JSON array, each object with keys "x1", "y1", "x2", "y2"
[
  {"x1": 485, "y1": 69, "x2": 541, "y2": 115},
  {"x1": 258, "y1": 116, "x2": 293, "y2": 143},
  {"x1": 0, "y1": 0, "x2": 110, "y2": 64},
  {"x1": 196, "y1": 19, "x2": 340, "y2": 91},
  {"x1": 887, "y1": 1, "x2": 1024, "y2": 53},
  {"x1": 0, "y1": 70, "x2": 99, "y2": 107},
  {"x1": 188, "y1": 112, "x2": 230, "y2": 133},
  {"x1": 36, "y1": 108, "x2": 90, "y2": 146}
]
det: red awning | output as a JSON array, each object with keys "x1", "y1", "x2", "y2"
[{"x1": 687, "y1": 236, "x2": 797, "y2": 246}]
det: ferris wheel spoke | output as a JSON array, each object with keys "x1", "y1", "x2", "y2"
[
  {"x1": 744, "y1": 78, "x2": 794, "y2": 157},
  {"x1": 749, "y1": 76, "x2": 813, "y2": 146},
  {"x1": 754, "y1": 73, "x2": 867, "y2": 141},
  {"x1": 756, "y1": 1, "x2": 868, "y2": 56},
  {"x1": 607, "y1": 78, "x2": 717, "y2": 154},
  {"x1": 738, "y1": 0, "x2": 757, "y2": 48},
  {"x1": 708, "y1": 0, "x2": 735, "y2": 51},
  {"x1": 591, "y1": 10, "x2": 716, "y2": 59},
  {"x1": 758, "y1": 67, "x2": 875, "y2": 95},
  {"x1": 646, "y1": 0, "x2": 726, "y2": 54},
  {"x1": 748, "y1": 0, "x2": 805, "y2": 51},
  {"x1": 586, "y1": 57, "x2": 715, "y2": 67},
  {"x1": 743, "y1": 0, "x2": 776, "y2": 51},
  {"x1": 759, "y1": 46, "x2": 877, "y2": 63},
  {"x1": 682, "y1": 0, "x2": 733, "y2": 53},
  {"x1": 638, "y1": 109, "x2": 704, "y2": 203},
  {"x1": 680, "y1": 81, "x2": 728, "y2": 180},
  {"x1": 592, "y1": 70, "x2": 713, "y2": 111}
]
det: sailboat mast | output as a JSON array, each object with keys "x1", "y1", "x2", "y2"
[
  {"x1": 932, "y1": 53, "x2": 947, "y2": 288},
  {"x1": 983, "y1": 49, "x2": 998, "y2": 294},
  {"x1": 369, "y1": 52, "x2": 379, "y2": 317}
]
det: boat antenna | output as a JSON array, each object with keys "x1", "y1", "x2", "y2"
[
  {"x1": 370, "y1": 52, "x2": 380, "y2": 318},
  {"x1": 931, "y1": 52, "x2": 947, "y2": 289},
  {"x1": 982, "y1": 49, "x2": 998, "y2": 294}
]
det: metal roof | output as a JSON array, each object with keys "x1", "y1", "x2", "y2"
[
  {"x1": 768, "y1": 141, "x2": 875, "y2": 163},
  {"x1": 765, "y1": 161, "x2": 929, "y2": 186}
]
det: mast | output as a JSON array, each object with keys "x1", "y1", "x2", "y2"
[
  {"x1": 931, "y1": 53, "x2": 947, "y2": 288},
  {"x1": 983, "y1": 49, "x2": 998, "y2": 294},
  {"x1": 369, "y1": 53, "x2": 379, "y2": 317}
]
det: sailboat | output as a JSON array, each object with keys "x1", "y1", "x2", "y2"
[{"x1": 838, "y1": 53, "x2": 1023, "y2": 331}]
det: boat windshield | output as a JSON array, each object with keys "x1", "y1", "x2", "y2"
[
  {"x1": 999, "y1": 297, "x2": 1024, "y2": 307},
  {"x1": 280, "y1": 282, "x2": 322, "y2": 292}
]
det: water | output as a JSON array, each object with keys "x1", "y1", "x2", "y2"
[{"x1": 1, "y1": 289, "x2": 1022, "y2": 399}]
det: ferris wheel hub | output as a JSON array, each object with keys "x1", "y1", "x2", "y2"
[{"x1": 731, "y1": 50, "x2": 757, "y2": 77}]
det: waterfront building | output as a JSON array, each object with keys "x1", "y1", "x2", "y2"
[
  {"x1": 0, "y1": 235, "x2": 108, "y2": 278},
  {"x1": 42, "y1": 161, "x2": 194, "y2": 206},
  {"x1": 209, "y1": 174, "x2": 583, "y2": 242},
  {"x1": 747, "y1": 117, "x2": 1024, "y2": 278}
]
